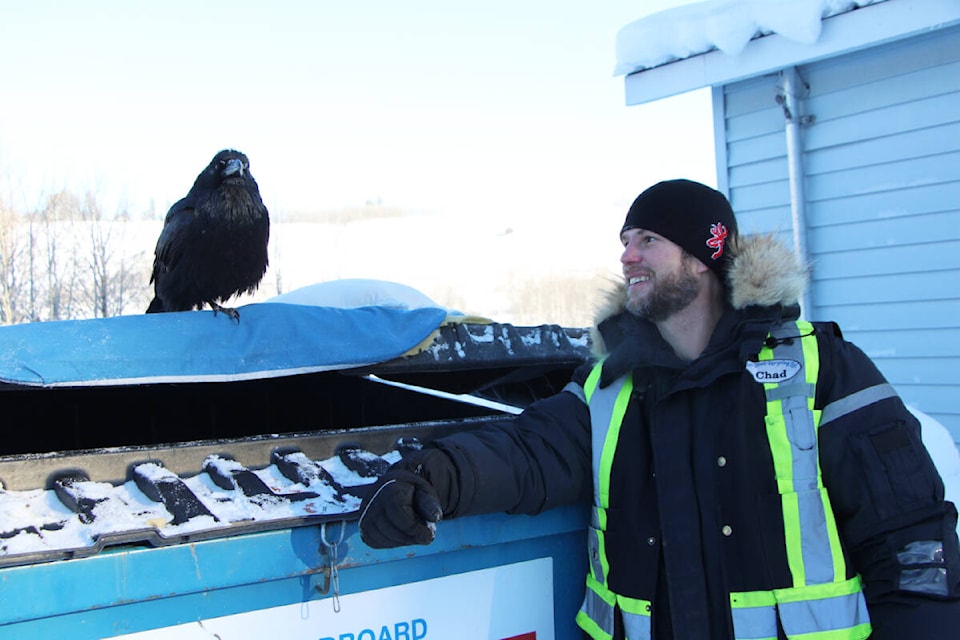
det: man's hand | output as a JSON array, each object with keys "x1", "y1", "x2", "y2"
[{"x1": 358, "y1": 469, "x2": 443, "y2": 548}]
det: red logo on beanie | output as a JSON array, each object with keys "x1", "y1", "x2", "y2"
[{"x1": 706, "y1": 222, "x2": 729, "y2": 260}]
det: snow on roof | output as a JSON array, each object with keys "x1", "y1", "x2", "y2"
[{"x1": 614, "y1": 0, "x2": 887, "y2": 76}]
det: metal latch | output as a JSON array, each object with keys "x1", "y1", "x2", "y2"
[{"x1": 317, "y1": 520, "x2": 347, "y2": 612}]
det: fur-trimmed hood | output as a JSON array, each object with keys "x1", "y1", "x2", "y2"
[{"x1": 591, "y1": 233, "x2": 809, "y2": 356}]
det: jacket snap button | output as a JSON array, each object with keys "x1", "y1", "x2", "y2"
[
  {"x1": 722, "y1": 525, "x2": 733, "y2": 537},
  {"x1": 717, "y1": 456, "x2": 727, "y2": 467},
  {"x1": 647, "y1": 537, "x2": 656, "y2": 546}
]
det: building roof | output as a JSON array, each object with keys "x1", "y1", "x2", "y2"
[{"x1": 618, "y1": 0, "x2": 960, "y2": 104}]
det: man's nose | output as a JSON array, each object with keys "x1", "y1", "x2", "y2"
[{"x1": 621, "y1": 241, "x2": 642, "y2": 264}]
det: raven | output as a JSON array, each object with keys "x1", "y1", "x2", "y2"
[{"x1": 146, "y1": 149, "x2": 270, "y2": 321}]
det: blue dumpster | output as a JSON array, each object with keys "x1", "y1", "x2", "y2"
[{"x1": 0, "y1": 299, "x2": 592, "y2": 639}]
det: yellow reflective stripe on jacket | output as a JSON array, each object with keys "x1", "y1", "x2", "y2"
[
  {"x1": 618, "y1": 593, "x2": 653, "y2": 640},
  {"x1": 730, "y1": 576, "x2": 870, "y2": 640},
  {"x1": 580, "y1": 362, "x2": 649, "y2": 640},
  {"x1": 583, "y1": 363, "x2": 633, "y2": 512},
  {"x1": 578, "y1": 574, "x2": 617, "y2": 640},
  {"x1": 579, "y1": 573, "x2": 653, "y2": 640},
  {"x1": 736, "y1": 320, "x2": 870, "y2": 640},
  {"x1": 759, "y1": 321, "x2": 847, "y2": 588},
  {"x1": 582, "y1": 363, "x2": 633, "y2": 586},
  {"x1": 583, "y1": 360, "x2": 603, "y2": 402}
]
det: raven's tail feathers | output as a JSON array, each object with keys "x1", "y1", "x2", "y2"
[{"x1": 145, "y1": 297, "x2": 164, "y2": 314}]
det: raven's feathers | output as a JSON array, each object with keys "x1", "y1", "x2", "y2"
[{"x1": 146, "y1": 149, "x2": 270, "y2": 320}]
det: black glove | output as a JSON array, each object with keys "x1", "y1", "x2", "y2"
[{"x1": 358, "y1": 468, "x2": 443, "y2": 549}]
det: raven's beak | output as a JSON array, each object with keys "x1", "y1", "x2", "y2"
[{"x1": 222, "y1": 158, "x2": 245, "y2": 177}]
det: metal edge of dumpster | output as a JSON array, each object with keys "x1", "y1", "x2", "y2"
[{"x1": 0, "y1": 503, "x2": 590, "y2": 640}]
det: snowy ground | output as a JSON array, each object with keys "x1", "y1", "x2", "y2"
[{"x1": 124, "y1": 205, "x2": 624, "y2": 327}]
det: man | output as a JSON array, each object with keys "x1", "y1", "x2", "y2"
[{"x1": 359, "y1": 179, "x2": 960, "y2": 639}]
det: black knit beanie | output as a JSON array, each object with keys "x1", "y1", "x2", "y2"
[{"x1": 621, "y1": 179, "x2": 738, "y2": 280}]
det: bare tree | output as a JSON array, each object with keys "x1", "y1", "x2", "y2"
[
  {"x1": 79, "y1": 192, "x2": 149, "y2": 318},
  {"x1": 0, "y1": 197, "x2": 26, "y2": 324},
  {"x1": 500, "y1": 270, "x2": 611, "y2": 327},
  {"x1": 36, "y1": 191, "x2": 82, "y2": 321},
  {"x1": 0, "y1": 183, "x2": 153, "y2": 324}
]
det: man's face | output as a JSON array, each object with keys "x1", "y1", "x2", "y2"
[{"x1": 620, "y1": 228, "x2": 701, "y2": 321}]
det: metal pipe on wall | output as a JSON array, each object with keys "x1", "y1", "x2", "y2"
[{"x1": 778, "y1": 67, "x2": 814, "y2": 319}]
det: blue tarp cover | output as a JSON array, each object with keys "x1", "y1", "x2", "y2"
[{"x1": 0, "y1": 303, "x2": 449, "y2": 387}]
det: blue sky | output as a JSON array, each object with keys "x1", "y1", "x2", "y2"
[{"x1": 0, "y1": 1, "x2": 712, "y2": 222}]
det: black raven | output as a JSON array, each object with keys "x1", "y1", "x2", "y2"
[{"x1": 146, "y1": 149, "x2": 270, "y2": 321}]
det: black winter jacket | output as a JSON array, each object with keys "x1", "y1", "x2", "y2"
[{"x1": 412, "y1": 234, "x2": 960, "y2": 639}]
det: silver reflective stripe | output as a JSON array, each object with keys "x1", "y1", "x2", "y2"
[
  {"x1": 587, "y1": 524, "x2": 604, "y2": 585},
  {"x1": 779, "y1": 591, "x2": 871, "y2": 636},
  {"x1": 585, "y1": 372, "x2": 627, "y2": 588},
  {"x1": 796, "y1": 490, "x2": 833, "y2": 584},
  {"x1": 564, "y1": 380, "x2": 587, "y2": 404},
  {"x1": 765, "y1": 382, "x2": 815, "y2": 403},
  {"x1": 765, "y1": 334, "x2": 817, "y2": 486},
  {"x1": 590, "y1": 508, "x2": 602, "y2": 529},
  {"x1": 765, "y1": 326, "x2": 835, "y2": 585},
  {"x1": 588, "y1": 375, "x2": 629, "y2": 508},
  {"x1": 580, "y1": 589, "x2": 616, "y2": 638},
  {"x1": 732, "y1": 587, "x2": 870, "y2": 640},
  {"x1": 820, "y1": 383, "x2": 899, "y2": 427},
  {"x1": 730, "y1": 604, "x2": 778, "y2": 640},
  {"x1": 622, "y1": 611, "x2": 652, "y2": 640},
  {"x1": 739, "y1": 324, "x2": 873, "y2": 640}
]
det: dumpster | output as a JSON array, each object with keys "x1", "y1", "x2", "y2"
[{"x1": 0, "y1": 293, "x2": 593, "y2": 639}]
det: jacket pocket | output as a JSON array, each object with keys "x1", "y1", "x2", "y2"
[
  {"x1": 848, "y1": 420, "x2": 943, "y2": 521},
  {"x1": 598, "y1": 505, "x2": 660, "y2": 596}
]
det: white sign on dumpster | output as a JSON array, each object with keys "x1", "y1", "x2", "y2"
[{"x1": 116, "y1": 557, "x2": 555, "y2": 639}]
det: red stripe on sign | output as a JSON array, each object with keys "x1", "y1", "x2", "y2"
[{"x1": 501, "y1": 634, "x2": 536, "y2": 640}]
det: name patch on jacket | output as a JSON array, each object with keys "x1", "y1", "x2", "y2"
[{"x1": 746, "y1": 359, "x2": 802, "y2": 383}]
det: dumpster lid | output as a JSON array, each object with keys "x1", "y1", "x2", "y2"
[{"x1": 0, "y1": 302, "x2": 452, "y2": 388}]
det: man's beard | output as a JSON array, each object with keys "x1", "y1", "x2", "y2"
[{"x1": 625, "y1": 263, "x2": 700, "y2": 322}]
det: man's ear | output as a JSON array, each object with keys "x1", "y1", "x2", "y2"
[{"x1": 689, "y1": 256, "x2": 711, "y2": 275}]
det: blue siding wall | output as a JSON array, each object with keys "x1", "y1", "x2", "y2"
[{"x1": 718, "y1": 25, "x2": 960, "y2": 439}]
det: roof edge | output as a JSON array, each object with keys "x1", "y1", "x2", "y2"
[{"x1": 623, "y1": 0, "x2": 960, "y2": 105}]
